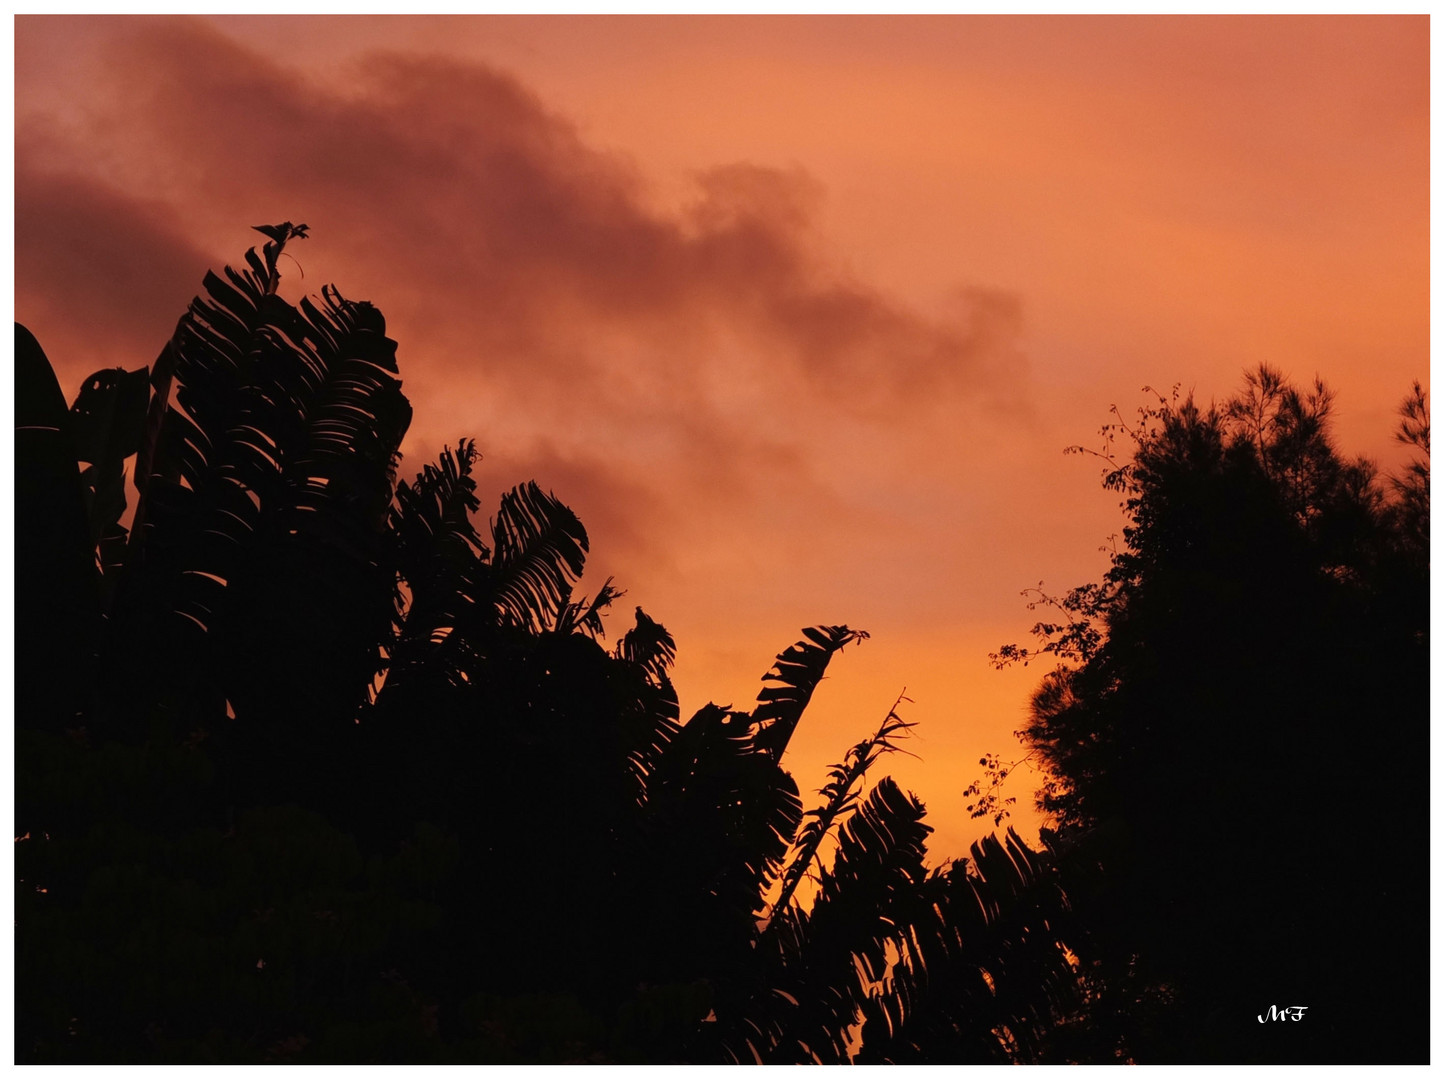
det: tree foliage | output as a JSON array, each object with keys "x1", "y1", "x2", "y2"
[{"x1": 995, "y1": 369, "x2": 1429, "y2": 1063}]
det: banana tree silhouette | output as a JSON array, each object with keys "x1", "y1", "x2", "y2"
[
  {"x1": 14, "y1": 231, "x2": 632, "y2": 1059},
  {"x1": 17, "y1": 231, "x2": 1091, "y2": 1064},
  {"x1": 635, "y1": 626, "x2": 867, "y2": 991},
  {"x1": 35, "y1": 225, "x2": 414, "y2": 818},
  {"x1": 696, "y1": 695, "x2": 1088, "y2": 1064},
  {"x1": 854, "y1": 826, "x2": 1101, "y2": 1063}
]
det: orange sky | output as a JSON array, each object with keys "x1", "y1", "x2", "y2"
[{"x1": 14, "y1": 15, "x2": 1429, "y2": 862}]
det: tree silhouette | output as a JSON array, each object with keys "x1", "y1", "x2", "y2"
[
  {"x1": 996, "y1": 370, "x2": 1430, "y2": 1063},
  {"x1": 17, "y1": 231, "x2": 1091, "y2": 1063}
]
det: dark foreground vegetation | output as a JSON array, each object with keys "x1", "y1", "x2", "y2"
[{"x1": 16, "y1": 228, "x2": 1428, "y2": 1063}]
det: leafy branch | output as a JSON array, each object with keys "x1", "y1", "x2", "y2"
[
  {"x1": 1062, "y1": 385, "x2": 1180, "y2": 497},
  {"x1": 988, "y1": 582, "x2": 1110, "y2": 670},
  {"x1": 963, "y1": 748, "x2": 1040, "y2": 827}
]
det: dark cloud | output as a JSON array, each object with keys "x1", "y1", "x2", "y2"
[
  {"x1": 13, "y1": 16, "x2": 1025, "y2": 640},
  {"x1": 14, "y1": 156, "x2": 215, "y2": 394},
  {"x1": 17, "y1": 17, "x2": 1023, "y2": 413}
]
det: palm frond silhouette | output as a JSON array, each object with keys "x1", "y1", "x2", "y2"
[{"x1": 17, "y1": 232, "x2": 1103, "y2": 1065}]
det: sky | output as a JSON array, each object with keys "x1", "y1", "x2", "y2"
[{"x1": 13, "y1": 14, "x2": 1429, "y2": 862}]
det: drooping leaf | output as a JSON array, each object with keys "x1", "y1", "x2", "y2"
[
  {"x1": 750, "y1": 625, "x2": 868, "y2": 762},
  {"x1": 381, "y1": 440, "x2": 488, "y2": 702},
  {"x1": 489, "y1": 481, "x2": 589, "y2": 634},
  {"x1": 15, "y1": 324, "x2": 102, "y2": 735}
]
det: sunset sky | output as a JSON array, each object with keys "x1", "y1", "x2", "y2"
[{"x1": 14, "y1": 15, "x2": 1429, "y2": 860}]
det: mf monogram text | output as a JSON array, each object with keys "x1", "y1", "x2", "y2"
[{"x1": 1257, "y1": 1005, "x2": 1308, "y2": 1023}]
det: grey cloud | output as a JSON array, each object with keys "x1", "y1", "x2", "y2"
[
  {"x1": 20, "y1": 18, "x2": 1023, "y2": 408},
  {"x1": 14, "y1": 16, "x2": 1026, "y2": 594},
  {"x1": 14, "y1": 154, "x2": 216, "y2": 396}
]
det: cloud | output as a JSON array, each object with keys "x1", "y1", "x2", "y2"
[
  {"x1": 17, "y1": 18, "x2": 1024, "y2": 412},
  {"x1": 13, "y1": 16, "x2": 1031, "y2": 648},
  {"x1": 14, "y1": 154, "x2": 215, "y2": 393}
]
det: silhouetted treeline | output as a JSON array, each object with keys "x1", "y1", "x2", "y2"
[
  {"x1": 15, "y1": 230, "x2": 1428, "y2": 1063},
  {"x1": 995, "y1": 372, "x2": 1429, "y2": 1063},
  {"x1": 16, "y1": 229, "x2": 1083, "y2": 1064}
]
